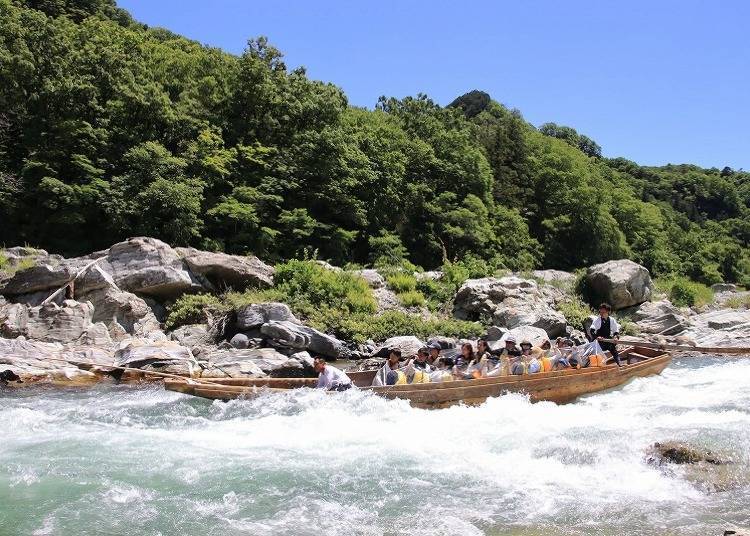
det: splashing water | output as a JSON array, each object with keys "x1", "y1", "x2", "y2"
[{"x1": 1, "y1": 357, "x2": 749, "y2": 535}]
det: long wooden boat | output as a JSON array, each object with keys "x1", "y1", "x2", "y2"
[{"x1": 164, "y1": 346, "x2": 671, "y2": 408}]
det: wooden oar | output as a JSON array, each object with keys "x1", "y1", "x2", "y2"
[{"x1": 600, "y1": 338, "x2": 750, "y2": 355}]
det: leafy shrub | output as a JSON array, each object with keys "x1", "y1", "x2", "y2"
[
  {"x1": 274, "y1": 259, "x2": 377, "y2": 316},
  {"x1": 416, "y1": 278, "x2": 455, "y2": 312},
  {"x1": 398, "y1": 290, "x2": 426, "y2": 308},
  {"x1": 166, "y1": 293, "x2": 221, "y2": 329},
  {"x1": 558, "y1": 297, "x2": 592, "y2": 331},
  {"x1": 662, "y1": 277, "x2": 714, "y2": 307},
  {"x1": 724, "y1": 294, "x2": 750, "y2": 309},
  {"x1": 386, "y1": 272, "x2": 417, "y2": 293},
  {"x1": 619, "y1": 318, "x2": 640, "y2": 336}
]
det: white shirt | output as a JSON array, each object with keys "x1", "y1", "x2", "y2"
[
  {"x1": 591, "y1": 316, "x2": 621, "y2": 335},
  {"x1": 316, "y1": 365, "x2": 352, "y2": 389}
]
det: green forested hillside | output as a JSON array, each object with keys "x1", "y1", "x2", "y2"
[{"x1": 1, "y1": 0, "x2": 748, "y2": 285}]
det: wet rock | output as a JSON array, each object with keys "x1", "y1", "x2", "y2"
[
  {"x1": 176, "y1": 247, "x2": 274, "y2": 289},
  {"x1": 355, "y1": 357, "x2": 386, "y2": 371},
  {"x1": 685, "y1": 309, "x2": 750, "y2": 348},
  {"x1": 0, "y1": 337, "x2": 113, "y2": 385},
  {"x1": 260, "y1": 320, "x2": 350, "y2": 359},
  {"x1": 647, "y1": 441, "x2": 729, "y2": 466},
  {"x1": 453, "y1": 276, "x2": 566, "y2": 337},
  {"x1": 107, "y1": 237, "x2": 200, "y2": 299},
  {"x1": 235, "y1": 302, "x2": 298, "y2": 330},
  {"x1": 353, "y1": 269, "x2": 385, "y2": 289},
  {"x1": 370, "y1": 335, "x2": 425, "y2": 359},
  {"x1": 585, "y1": 259, "x2": 652, "y2": 310}
]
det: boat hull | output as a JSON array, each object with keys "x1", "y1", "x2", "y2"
[{"x1": 164, "y1": 346, "x2": 672, "y2": 407}]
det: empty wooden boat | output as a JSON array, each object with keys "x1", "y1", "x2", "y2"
[{"x1": 164, "y1": 346, "x2": 671, "y2": 407}]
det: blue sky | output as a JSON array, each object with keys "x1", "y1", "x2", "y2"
[{"x1": 119, "y1": 0, "x2": 749, "y2": 169}]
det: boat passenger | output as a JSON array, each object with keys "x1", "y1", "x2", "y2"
[
  {"x1": 409, "y1": 347, "x2": 433, "y2": 371},
  {"x1": 427, "y1": 342, "x2": 442, "y2": 365},
  {"x1": 313, "y1": 357, "x2": 353, "y2": 391},
  {"x1": 455, "y1": 342, "x2": 475, "y2": 373},
  {"x1": 589, "y1": 302, "x2": 622, "y2": 366},
  {"x1": 519, "y1": 340, "x2": 542, "y2": 373},
  {"x1": 372, "y1": 349, "x2": 405, "y2": 386}
]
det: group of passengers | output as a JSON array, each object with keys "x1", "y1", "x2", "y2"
[{"x1": 314, "y1": 303, "x2": 621, "y2": 390}]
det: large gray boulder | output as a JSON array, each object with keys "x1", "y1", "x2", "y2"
[
  {"x1": 236, "y1": 302, "x2": 298, "y2": 330},
  {"x1": 629, "y1": 300, "x2": 690, "y2": 336},
  {"x1": 201, "y1": 347, "x2": 313, "y2": 378},
  {"x1": 114, "y1": 339, "x2": 196, "y2": 375},
  {"x1": 107, "y1": 237, "x2": 200, "y2": 299},
  {"x1": 260, "y1": 320, "x2": 350, "y2": 359},
  {"x1": 453, "y1": 276, "x2": 566, "y2": 337},
  {"x1": 176, "y1": 247, "x2": 274, "y2": 289},
  {"x1": 586, "y1": 260, "x2": 652, "y2": 310},
  {"x1": 370, "y1": 335, "x2": 425, "y2": 359},
  {"x1": 495, "y1": 325, "x2": 549, "y2": 349}
]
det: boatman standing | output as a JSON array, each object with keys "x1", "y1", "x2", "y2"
[
  {"x1": 313, "y1": 357, "x2": 353, "y2": 391},
  {"x1": 589, "y1": 303, "x2": 622, "y2": 366}
]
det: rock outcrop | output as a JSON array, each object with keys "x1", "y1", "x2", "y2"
[
  {"x1": 108, "y1": 237, "x2": 201, "y2": 298},
  {"x1": 628, "y1": 300, "x2": 690, "y2": 336},
  {"x1": 235, "y1": 302, "x2": 298, "y2": 331},
  {"x1": 453, "y1": 276, "x2": 566, "y2": 336},
  {"x1": 585, "y1": 259, "x2": 652, "y2": 310},
  {"x1": 114, "y1": 339, "x2": 196, "y2": 376},
  {"x1": 353, "y1": 269, "x2": 386, "y2": 289},
  {"x1": 260, "y1": 320, "x2": 350, "y2": 359},
  {"x1": 177, "y1": 247, "x2": 274, "y2": 289},
  {"x1": 492, "y1": 325, "x2": 549, "y2": 350},
  {"x1": 202, "y1": 347, "x2": 312, "y2": 378}
]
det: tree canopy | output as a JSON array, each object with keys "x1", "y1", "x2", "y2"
[{"x1": 1, "y1": 0, "x2": 748, "y2": 285}]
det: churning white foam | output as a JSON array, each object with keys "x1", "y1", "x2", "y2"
[{"x1": 1, "y1": 356, "x2": 749, "y2": 535}]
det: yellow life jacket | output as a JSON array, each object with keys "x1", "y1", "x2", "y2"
[
  {"x1": 395, "y1": 370, "x2": 407, "y2": 385},
  {"x1": 541, "y1": 357, "x2": 553, "y2": 372},
  {"x1": 590, "y1": 354, "x2": 606, "y2": 367},
  {"x1": 411, "y1": 370, "x2": 431, "y2": 384}
]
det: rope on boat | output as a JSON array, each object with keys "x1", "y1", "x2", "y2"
[{"x1": 601, "y1": 338, "x2": 750, "y2": 355}]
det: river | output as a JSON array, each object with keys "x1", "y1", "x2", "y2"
[{"x1": 1, "y1": 356, "x2": 749, "y2": 536}]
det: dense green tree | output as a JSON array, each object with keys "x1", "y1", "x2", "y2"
[{"x1": 0, "y1": 1, "x2": 747, "y2": 285}]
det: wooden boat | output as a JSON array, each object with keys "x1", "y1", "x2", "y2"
[{"x1": 164, "y1": 345, "x2": 672, "y2": 408}]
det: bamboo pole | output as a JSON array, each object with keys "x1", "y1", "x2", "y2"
[
  {"x1": 600, "y1": 338, "x2": 750, "y2": 355},
  {"x1": 37, "y1": 356, "x2": 225, "y2": 386}
]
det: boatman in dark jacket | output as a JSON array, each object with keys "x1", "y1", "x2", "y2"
[{"x1": 589, "y1": 303, "x2": 622, "y2": 366}]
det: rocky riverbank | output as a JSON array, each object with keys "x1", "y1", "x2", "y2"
[{"x1": 1, "y1": 237, "x2": 749, "y2": 387}]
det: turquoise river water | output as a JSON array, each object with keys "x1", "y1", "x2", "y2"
[{"x1": 1, "y1": 356, "x2": 749, "y2": 535}]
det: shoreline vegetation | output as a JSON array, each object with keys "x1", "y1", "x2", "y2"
[{"x1": 0, "y1": 0, "x2": 748, "y2": 292}]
